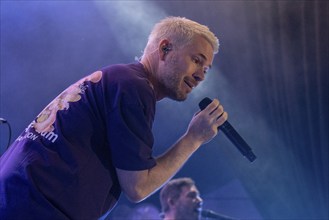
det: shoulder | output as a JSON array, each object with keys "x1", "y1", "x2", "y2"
[
  {"x1": 102, "y1": 63, "x2": 151, "y2": 90},
  {"x1": 101, "y1": 63, "x2": 144, "y2": 78},
  {"x1": 100, "y1": 63, "x2": 155, "y2": 105}
]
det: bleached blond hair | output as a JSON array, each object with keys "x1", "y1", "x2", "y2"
[{"x1": 142, "y1": 16, "x2": 219, "y2": 57}]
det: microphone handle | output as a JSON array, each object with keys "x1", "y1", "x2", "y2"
[
  {"x1": 220, "y1": 121, "x2": 256, "y2": 162},
  {"x1": 198, "y1": 97, "x2": 256, "y2": 162}
]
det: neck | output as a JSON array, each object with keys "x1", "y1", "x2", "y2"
[
  {"x1": 163, "y1": 213, "x2": 175, "y2": 220},
  {"x1": 140, "y1": 57, "x2": 164, "y2": 101}
]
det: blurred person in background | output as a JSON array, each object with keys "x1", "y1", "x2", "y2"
[{"x1": 160, "y1": 177, "x2": 203, "y2": 220}]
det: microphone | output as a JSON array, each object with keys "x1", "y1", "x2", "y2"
[
  {"x1": 201, "y1": 209, "x2": 238, "y2": 220},
  {"x1": 199, "y1": 97, "x2": 256, "y2": 162},
  {"x1": 0, "y1": 118, "x2": 7, "y2": 124}
]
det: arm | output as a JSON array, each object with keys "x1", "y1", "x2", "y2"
[{"x1": 117, "y1": 99, "x2": 227, "y2": 202}]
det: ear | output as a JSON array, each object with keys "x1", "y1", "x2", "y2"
[
  {"x1": 168, "y1": 197, "x2": 176, "y2": 207},
  {"x1": 159, "y1": 39, "x2": 171, "y2": 60}
]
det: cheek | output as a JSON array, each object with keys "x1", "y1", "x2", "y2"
[
  {"x1": 182, "y1": 58, "x2": 197, "y2": 75},
  {"x1": 186, "y1": 64, "x2": 196, "y2": 75},
  {"x1": 169, "y1": 54, "x2": 190, "y2": 72}
]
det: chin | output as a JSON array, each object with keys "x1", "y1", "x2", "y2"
[
  {"x1": 175, "y1": 97, "x2": 187, "y2": 102},
  {"x1": 178, "y1": 214, "x2": 199, "y2": 220},
  {"x1": 170, "y1": 92, "x2": 188, "y2": 102}
]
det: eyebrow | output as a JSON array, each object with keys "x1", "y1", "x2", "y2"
[{"x1": 187, "y1": 190, "x2": 200, "y2": 197}]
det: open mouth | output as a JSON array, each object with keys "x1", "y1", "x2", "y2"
[{"x1": 194, "y1": 206, "x2": 202, "y2": 213}]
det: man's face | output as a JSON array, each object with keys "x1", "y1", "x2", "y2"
[
  {"x1": 173, "y1": 185, "x2": 203, "y2": 220},
  {"x1": 157, "y1": 35, "x2": 214, "y2": 101}
]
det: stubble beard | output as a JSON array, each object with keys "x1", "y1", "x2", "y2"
[
  {"x1": 175, "y1": 204, "x2": 200, "y2": 220},
  {"x1": 160, "y1": 55, "x2": 187, "y2": 101}
]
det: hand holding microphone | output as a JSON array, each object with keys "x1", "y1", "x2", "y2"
[{"x1": 199, "y1": 97, "x2": 256, "y2": 162}]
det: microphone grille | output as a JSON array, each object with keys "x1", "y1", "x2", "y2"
[{"x1": 199, "y1": 97, "x2": 212, "y2": 110}]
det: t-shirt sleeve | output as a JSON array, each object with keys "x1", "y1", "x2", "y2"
[{"x1": 109, "y1": 101, "x2": 156, "y2": 170}]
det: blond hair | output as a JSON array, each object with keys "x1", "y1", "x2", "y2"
[{"x1": 143, "y1": 16, "x2": 219, "y2": 57}]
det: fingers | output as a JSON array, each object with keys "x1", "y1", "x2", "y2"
[
  {"x1": 187, "y1": 98, "x2": 228, "y2": 145},
  {"x1": 203, "y1": 98, "x2": 228, "y2": 127},
  {"x1": 214, "y1": 111, "x2": 228, "y2": 127},
  {"x1": 202, "y1": 99, "x2": 220, "y2": 115}
]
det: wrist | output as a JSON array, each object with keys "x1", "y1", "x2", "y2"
[{"x1": 181, "y1": 132, "x2": 203, "y2": 151}]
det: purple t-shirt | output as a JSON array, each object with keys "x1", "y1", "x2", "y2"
[{"x1": 0, "y1": 62, "x2": 157, "y2": 219}]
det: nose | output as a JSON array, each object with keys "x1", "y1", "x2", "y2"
[
  {"x1": 196, "y1": 195, "x2": 203, "y2": 204},
  {"x1": 193, "y1": 68, "x2": 205, "y2": 82}
]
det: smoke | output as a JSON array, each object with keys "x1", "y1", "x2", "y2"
[{"x1": 94, "y1": 1, "x2": 167, "y2": 59}]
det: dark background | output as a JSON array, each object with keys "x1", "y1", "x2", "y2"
[{"x1": 1, "y1": 1, "x2": 328, "y2": 220}]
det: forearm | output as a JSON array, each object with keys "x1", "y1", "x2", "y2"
[
  {"x1": 150, "y1": 132, "x2": 202, "y2": 189},
  {"x1": 117, "y1": 132, "x2": 201, "y2": 202}
]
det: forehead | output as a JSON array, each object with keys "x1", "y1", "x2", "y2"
[
  {"x1": 181, "y1": 185, "x2": 200, "y2": 196},
  {"x1": 185, "y1": 35, "x2": 214, "y2": 64}
]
